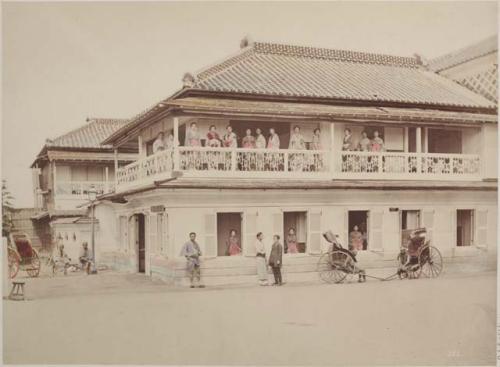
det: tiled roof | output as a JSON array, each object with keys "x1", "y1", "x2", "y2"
[
  {"x1": 47, "y1": 118, "x2": 129, "y2": 149},
  {"x1": 428, "y1": 35, "x2": 498, "y2": 72},
  {"x1": 191, "y1": 41, "x2": 494, "y2": 109}
]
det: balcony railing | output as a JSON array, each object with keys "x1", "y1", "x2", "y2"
[
  {"x1": 55, "y1": 181, "x2": 115, "y2": 198},
  {"x1": 115, "y1": 147, "x2": 482, "y2": 190}
]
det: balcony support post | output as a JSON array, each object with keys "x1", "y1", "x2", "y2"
[
  {"x1": 329, "y1": 122, "x2": 335, "y2": 176},
  {"x1": 231, "y1": 149, "x2": 237, "y2": 171},
  {"x1": 105, "y1": 166, "x2": 109, "y2": 193},
  {"x1": 114, "y1": 149, "x2": 118, "y2": 188},
  {"x1": 416, "y1": 127, "x2": 422, "y2": 173},
  {"x1": 173, "y1": 117, "x2": 180, "y2": 171}
]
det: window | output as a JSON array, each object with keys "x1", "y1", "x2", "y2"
[
  {"x1": 428, "y1": 129, "x2": 462, "y2": 154},
  {"x1": 283, "y1": 211, "x2": 307, "y2": 253},
  {"x1": 70, "y1": 166, "x2": 104, "y2": 181},
  {"x1": 457, "y1": 210, "x2": 474, "y2": 247},
  {"x1": 216, "y1": 212, "x2": 243, "y2": 256},
  {"x1": 348, "y1": 211, "x2": 368, "y2": 250}
]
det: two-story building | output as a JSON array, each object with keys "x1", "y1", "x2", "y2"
[
  {"x1": 96, "y1": 38, "x2": 497, "y2": 286},
  {"x1": 31, "y1": 118, "x2": 137, "y2": 260}
]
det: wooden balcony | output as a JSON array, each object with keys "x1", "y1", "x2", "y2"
[{"x1": 115, "y1": 147, "x2": 482, "y2": 192}]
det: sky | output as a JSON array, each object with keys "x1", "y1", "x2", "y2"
[{"x1": 2, "y1": 1, "x2": 498, "y2": 207}]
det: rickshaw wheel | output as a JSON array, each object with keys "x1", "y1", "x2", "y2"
[
  {"x1": 317, "y1": 251, "x2": 349, "y2": 284},
  {"x1": 8, "y1": 248, "x2": 20, "y2": 279},
  {"x1": 418, "y1": 245, "x2": 443, "y2": 278},
  {"x1": 26, "y1": 250, "x2": 41, "y2": 278}
]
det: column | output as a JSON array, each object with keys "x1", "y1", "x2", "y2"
[
  {"x1": 173, "y1": 117, "x2": 180, "y2": 171},
  {"x1": 403, "y1": 127, "x2": 409, "y2": 153},
  {"x1": 105, "y1": 166, "x2": 109, "y2": 193},
  {"x1": 329, "y1": 122, "x2": 335, "y2": 176},
  {"x1": 114, "y1": 149, "x2": 119, "y2": 188},
  {"x1": 416, "y1": 127, "x2": 422, "y2": 173}
]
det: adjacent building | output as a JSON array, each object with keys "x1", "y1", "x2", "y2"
[
  {"x1": 88, "y1": 38, "x2": 497, "y2": 285},
  {"x1": 30, "y1": 118, "x2": 137, "y2": 259}
]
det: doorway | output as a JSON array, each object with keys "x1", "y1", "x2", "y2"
[
  {"x1": 348, "y1": 211, "x2": 369, "y2": 250},
  {"x1": 217, "y1": 212, "x2": 242, "y2": 256},
  {"x1": 401, "y1": 210, "x2": 420, "y2": 244},
  {"x1": 457, "y1": 210, "x2": 474, "y2": 247},
  {"x1": 135, "y1": 213, "x2": 146, "y2": 273},
  {"x1": 283, "y1": 211, "x2": 307, "y2": 253}
]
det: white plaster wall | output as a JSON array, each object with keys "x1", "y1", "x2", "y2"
[{"x1": 95, "y1": 203, "x2": 119, "y2": 258}]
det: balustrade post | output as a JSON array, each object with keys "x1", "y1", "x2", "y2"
[
  {"x1": 377, "y1": 153, "x2": 382, "y2": 173},
  {"x1": 417, "y1": 153, "x2": 423, "y2": 174},
  {"x1": 329, "y1": 123, "x2": 335, "y2": 176},
  {"x1": 231, "y1": 149, "x2": 237, "y2": 171},
  {"x1": 284, "y1": 150, "x2": 289, "y2": 172}
]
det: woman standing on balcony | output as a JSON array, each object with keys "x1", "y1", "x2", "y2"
[
  {"x1": 185, "y1": 122, "x2": 201, "y2": 147},
  {"x1": 371, "y1": 130, "x2": 385, "y2": 152},
  {"x1": 226, "y1": 229, "x2": 242, "y2": 256},
  {"x1": 286, "y1": 228, "x2": 299, "y2": 254},
  {"x1": 242, "y1": 129, "x2": 256, "y2": 148},
  {"x1": 358, "y1": 131, "x2": 371, "y2": 152},
  {"x1": 289, "y1": 126, "x2": 306, "y2": 150},
  {"x1": 223, "y1": 125, "x2": 238, "y2": 148},
  {"x1": 342, "y1": 128, "x2": 354, "y2": 151},
  {"x1": 267, "y1": 128, "x2": 280, "y2": 149},
  {"x1": 152, "y1": 132, "x2": 165, "y2": 153},
  {"x1": 206, "y1": 125, "x2": 221, "y2": 147},
  {"x1": 310, "y1": 128, "x2": 322, "y2": 150},
  {"x1": 255, "y1": 128, "x2": 266, "y2": 149}
]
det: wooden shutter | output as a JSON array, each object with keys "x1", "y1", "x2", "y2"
[
  {"x1": 128, "y1": 216, "x2": 136, "y2": 253},
  {"x1": 422, "y1": 210, "x2": 434, "y2": 241},
  {"x1": 369, "y1": 210, "x2": 384, "y2": 251},
  {"x1": 273, "y1": 212, "x2": 284, "y2": 241},
  {"x1": 475, "y1": 209, "x2": 488, "y2": 247},
  {"x1": 204, "y1": 213, "x2": 217, "y2": 257},
  {"x1": 308, "y1": 211, "x2": 322, "y2": 254},
  {"x1": 119, "y1": 216, "x2": 127, "y2": 251},
  {"x1": 244, "y1": 212, "x2": 258, "y2": 256},
  {"x1": 149, "y1": 213, "x2": 158, "y2": 254}
]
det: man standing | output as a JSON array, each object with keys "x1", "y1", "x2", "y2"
[
  {"x1": 180, "y1": 232, "x2": 205, "y2": 288},
  {"x1": 268, "y1": 235, "x2": 283, "y2": 286}
]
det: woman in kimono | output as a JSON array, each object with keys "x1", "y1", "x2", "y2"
[
  {"x1": 255, "y1": 232, "x2": 269, "y2": 286},
  {"x1": 289, "y1": 126, "x2": 306, "y2": 150},
  {"x1": 267, "y1": 128, "x2": 280, "y2": 149},
  {"x1": 223, "y1": 125, "x2": 238, "y2": 148},
  {"x1": 349, "y1": 225, "x2": 364, "y2": 252},
  {"x1": 286, "y1": 228, "x2": 299, "y2": 254},
  {"x1": 242, "y1": 129, "x2": 256, "y2": 148},
  {"x1": 358, "y1": 131, "x2": 371, "y2": 152},
  {"x1": 342, "y1": 128, "x2": 353, "y2": 151},
  {"x1": 185, "y1": 122, "x2": 201, "y2": 147},
  {"x1": 226, "y1": 229, "x2": 242, "y2": 256},
  {"x1": 342, "y1": 128, "x2": 354, "y2": 172},
  {"x1": 206, "y1": 125, "x2": 221, "y2": 147},
  {"x1": 165, "y1": 133, "x2": 175, "y2": 149},
  {"x1": 310, "y1": 128, "x2": 322, "y2": 150},
  {"x1": 371, "y1": 130, "x2": 385, "y2": 152},
  {"x1": 255, "y1": 128, "x2": 267, "y2": 149},
  {"x1": 357, "y1": 131, "x2": 371, "y2": 172}
]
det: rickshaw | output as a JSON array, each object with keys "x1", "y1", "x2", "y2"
[
  {"x1": 8, "y1": 233, "x2": 41, "y2": 278},
  {"x1": 396, "y1": 228, "x2": 443, "y2": 279},
  {"x1": 317, "y1": 230, "x2": 366, "y2": 284},
  {"x1": 317, "y1": 228, "x2": 443, "y2": 284}
]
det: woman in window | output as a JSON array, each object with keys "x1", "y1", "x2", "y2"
[
  {"x1": 267, "y1": 128, "x2": 280, "y2": 150},
  {"x1": 286, "y1": 228, "x2": 299, "y2": 254},
  {"x1": 371, "y1": 130, "x2": 385, "y2": 152},
  {"x1": 226, "y1": 229, "x2": 242, "y2": 256},
  {"x1": 310, "y1": 128, "x2": 322, "y2": 150},
  {"x1": 242, "y1": 129, "x2": 256, "y2": 148},
  {"x1": 349, "y1": 225, "x2": 363, "y2": 251},
  {"x1": 185, "y1": 122, "x2": 201, "y2": 147},
  {"x1": 206, "y1": 125, "x2": 221, "y2": 147},
  {"x1": 223, "y1": 125, "x2": 238, "y2": 148}
]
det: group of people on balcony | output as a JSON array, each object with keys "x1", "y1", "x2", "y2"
[
  {"x1": 151, "y1": 122, "x2": 323, "y2": 153},
  {"x1": 342, "y1": 128, "x2": 386, "y2": 152}
]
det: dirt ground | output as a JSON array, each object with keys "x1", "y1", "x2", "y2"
[{"x1": 3, "y1": 270, "x2": 497, "y2": 366}]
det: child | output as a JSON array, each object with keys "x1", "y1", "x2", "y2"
[{"x1": 268, "y1": 235, "x2": 283, "y2": 286}]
